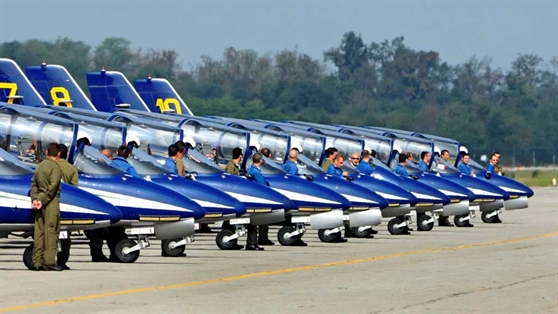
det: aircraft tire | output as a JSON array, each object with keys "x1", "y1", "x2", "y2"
[
  {"x1": 215, "y1": 229, "x2": 238, "y2": 250},
  {"x1": 23, "y1": 243, "x2": 34, "y2": 270},
  {"x1": 318, "y1": 229, "x2": 341, "y2": 243},
  {"x1": 387, "y1": 218, "x2": 405, "y2": 235},
  {"x1": 350, "y1": 227, "x2": 372, "y2": 238},
  {"x1": 114, "y1": 239, "x2": 140, "y2": 263},
  {"x1": 161, "y1": 239, "x2": 186, "y2": 256},
  {"x1": 277, "y1": 226, "x2": 299, "y2": 246},
  {"x1": 454, "y1": 214, "x2": 470, "y2": 227},
  {"x1": 417, "y1": 215, "x2": 434, "y2": 231},
  {"x1": 481, "y1": 211, "x2": 498, "y2": 223}
]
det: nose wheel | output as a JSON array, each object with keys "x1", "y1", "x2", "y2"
[
  {"x1": 23, "y1": 243, "x2": 34, "y2": 270},
  {"x1": 318, "y1": 228, "x2": 343, "y2": 242},
  {"x1": 161, "y1": 238, "x2": 187, "y2": 257},
  {"x1": 114, "y1": 239, "x2": 141, "y2": 263}
]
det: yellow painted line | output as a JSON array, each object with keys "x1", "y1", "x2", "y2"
[{"x1": 1, "y1": 231, "x2": 556, "y2": 313}]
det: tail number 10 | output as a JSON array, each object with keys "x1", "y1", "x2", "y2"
[{"x1": 156, "y1": 98, "x2": 182, "y2": 114}]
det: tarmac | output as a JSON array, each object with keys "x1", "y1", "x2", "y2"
[{"x1": 0, "y1": 187, "x2": 556, "y2": 313}]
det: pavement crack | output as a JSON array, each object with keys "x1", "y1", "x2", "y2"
[{"x1": 396, "y1": 272, "x2": 558, "y2": 311}]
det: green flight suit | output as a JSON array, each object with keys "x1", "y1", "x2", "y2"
[
  {"x1": 225, "y1": 160, "x2": 240, "y2": 175},
  {"x1": 30, "y1": 157, "x2": 62, "y2": 267},
  {"x1": 176, "y1": 158, "x2": 185, "y2": 176},
  {"x1": 56, "y1": 159, "x2": 78, "y2": 266},
  {"x1": 321, "y1": 159, "x2": 332, "y2": 171}
]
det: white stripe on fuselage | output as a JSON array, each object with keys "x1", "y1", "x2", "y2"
[
  {"x1": 438, "y1": 189, "x2": 467, "y2": 197},
  {"x1": 79, "y1": 187, "x2": 192, "y2": 212},
  {"x1": 271, "y1": 188, "x2": 341, "y2": 205},
  {"x1": 376, "y1": 192, "x2": 408, "y2": 201},
  {"x1": 193, "y1": 200, "x2": 234, "y2": 209},
  {"x1": 340, "y1": 193, "x2": 377, "y2": 204},
  {"x1": 224, "y1": 191, "x2": 283, "y2": 206},
  {"x1": 499, "y1": 186, "x2": 525, "y2": 194},
  {"x1": 0, "y1": 191, "x2": 108, "y2": 215},
  {"x1": 411, "y1": 192, "x2": 442, "y2": 201},
  {"x1": 466, "y1": 187, "x2": 502, "y2": 197}
]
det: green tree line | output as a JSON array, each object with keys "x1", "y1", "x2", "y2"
[{"x1": 1, "y1": 33, "x2": 556, "y2": 166}]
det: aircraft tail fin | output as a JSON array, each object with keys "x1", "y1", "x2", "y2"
[
  {"x1": 0, "y1": 58, "x2": 47, "y2": 107},
  {"x1": 133, "y1": 77, "x2": 194, "y2": 115},
  {"x1": 25, "y1": 62, "x2": 96, "y2": 110},
  {"x1": 85, "y1": 70, "x2": 152, "y2": 113}
]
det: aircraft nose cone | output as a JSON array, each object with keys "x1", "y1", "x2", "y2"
[{"x1": 174, "y1": 197, "x2": 206, "y2": 220}]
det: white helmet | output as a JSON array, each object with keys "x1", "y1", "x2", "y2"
[
  {"x1": 459, "y1": 146, "x2": 468, "y2": 154},
  {"x1": 127, "y1": 135, "x2": 141, "y2": 147},
  {"x1": 434, "y1": 145, "x2": 441, "y2": 155},
  {"x1": 249, "y1": 138, "x2": 261, "y2": 151},
  {"x1": 183, "y1": 136, "x2": 196, "y2": 148},
  {"x1": 392, "y1": 144, "x2": 402, "y2": 154},
  {"x1": 77, "y1": 131, "x2": 92, "y2": 145},
  {"x1": 291, "y1": 142, "x2": 303, "y2": 153}
]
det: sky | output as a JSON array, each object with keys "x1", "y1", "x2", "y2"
[{"x1": 0, "y1": 0, "x2": 556, "y2": 71}]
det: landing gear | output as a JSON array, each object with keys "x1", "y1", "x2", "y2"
[
  {"x1": 318, "y1": 228, "x2": 343, "y2": 242},
  {"x1": 23, "y1": 243, "x2": 34, "y2": 270},
  {"x1": 388, "y1": 217, "x2": 410, "y2": 235},
  {"x1": 417, "y1": 215, "x2": 435, "y2": 231},
  {"x1": 482, "y1": 211, "x2": 502, "y2": 223},
  {"x1": 161, "y1": 238, "x2": 187, "y2": 257},
  {"x1": 351, "y1": 226, "x2": 373, "y2": 238},
  {"x1": 114, "y1": 239, "x2": 141, "y2": 263},
  {"x1": 454, "y1": 214, "x2": 473, "y2": 227},
  {"x1": 277, "y1": 225, "x2": 305, "y2": 246}
]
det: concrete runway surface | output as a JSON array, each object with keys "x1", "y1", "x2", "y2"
[{"x1": 0, "y1": 187, "x2": 556, "y2": 313}]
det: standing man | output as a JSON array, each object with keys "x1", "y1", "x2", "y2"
[
  {"x1": 436, "y1": 149, "x2": 454, "y2": 226},
  {"x1": 282, "y1": 149, "x2": 300, "y2": 175},
  {"x1": 245, "y1": 153, "x2": 267, "y2": 251},
  {"x1": 459, "y1": 153, "x2": 475, "y2": 176},
  {"x1": 356, "y1": 150, "x2": 374, "y2": 175},
  {"x1": 223, "y1": 148, "x2": 247, "y2": 250},
  {"x1": 55, "y1": 144, "x2": 78, "y2": 270},
  {"x1": 174, "y1": 141, "x2": 186, "y2": 176},
  {"x1": 163, "y1": 144, "x2": 180, "y2": 175},
  {"x1": 486, "y1": 153, "x2": 499, "y2": 175},
  {"x1": 30, "y1": 143, "x2": 63, "y2": 271},
  {"x1": 255, "y1": 147, "x2": 275, "y2": 246},
  {"x1": 418, "y1": 151, "x2": 431, "y2": 172},
  {"x1": 321, "y1": 147, "x2": 338, "y2": 171}
]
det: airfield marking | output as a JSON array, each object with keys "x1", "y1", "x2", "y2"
[{"x1": 1, "y1": 231, "x2": 557, "y2": 313}]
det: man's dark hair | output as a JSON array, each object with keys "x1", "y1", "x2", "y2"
[
  {"x1": 117, "y1": 145, "x2": 131, "y2": 158},
  {"x1": 370, "y1": 150, "x2": 377, "y2": 158},
  {"x1": 361, "y1": 150, "x2": 370, "y2": 159},
  {"x1": 175, "y1": 141, "x2": 186, "y2": 153},
  {"x1": 441, "y1": 149, "x2": 449, "y2": 156},
  {"x1": 232, "y1": 147, "x2": 243, "y2": 160},
  {"x1": 260, "y1": 147, "x2": 271, "y2": 158},
  {"x1": 59, "y1": 144, "x2": 69, "y2": 159},
  {"x1": 398, "y1": 154, "x2": 407, "y2": 163},
  {"x1": 325, "y1": 147, "x2": 338, "y2": 157},
  {"x1": 462, "y1": 152, "x2": 470, "y2": 157},
  {"x1": 420, "y1": 151, "x2": 429, "y2": 160},
  {"x1": 168, "y1": 144, "x2": 179, "y2": 157},
  {"x1": 46, "y1": 143, "x2": 60, "y2": 157},
  {"x1": 252, "y1": 152, "x2": 264, "y2": 164}
]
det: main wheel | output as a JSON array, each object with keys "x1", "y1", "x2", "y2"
[
  {"x1": 161, "y1": 239, "x2": 186, "y2": 256},
  {"x1": 417, "y1": 215, "x2": 434, "y2": 231},
  {"x1": 388, "y1": 218, "x2": 405, "y2": 235},
  {"x1": 318, "y1": 229, "x2": 341, "y2": 242},
  {"x1": 351, "y1": 226, "x2": 372, "y2": 238},
  {"x1": 481, "y1": 211, "x2": 498, "y2": 223},
  {"x1": 114, "y1": 239, "x2": 140, "y2": 263},
  {"x1": 277, "y1": 226, "x2": 299, "y2": 246},
  {"x1": 215, "y1": 229, "x2": 238, "y2": 250},
  {"x1": 454, "y1": 214, "x2": 471, "y2": 227},
  {"x1": 23, "y1": 244, "x2": 34, "y2": 270}
]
